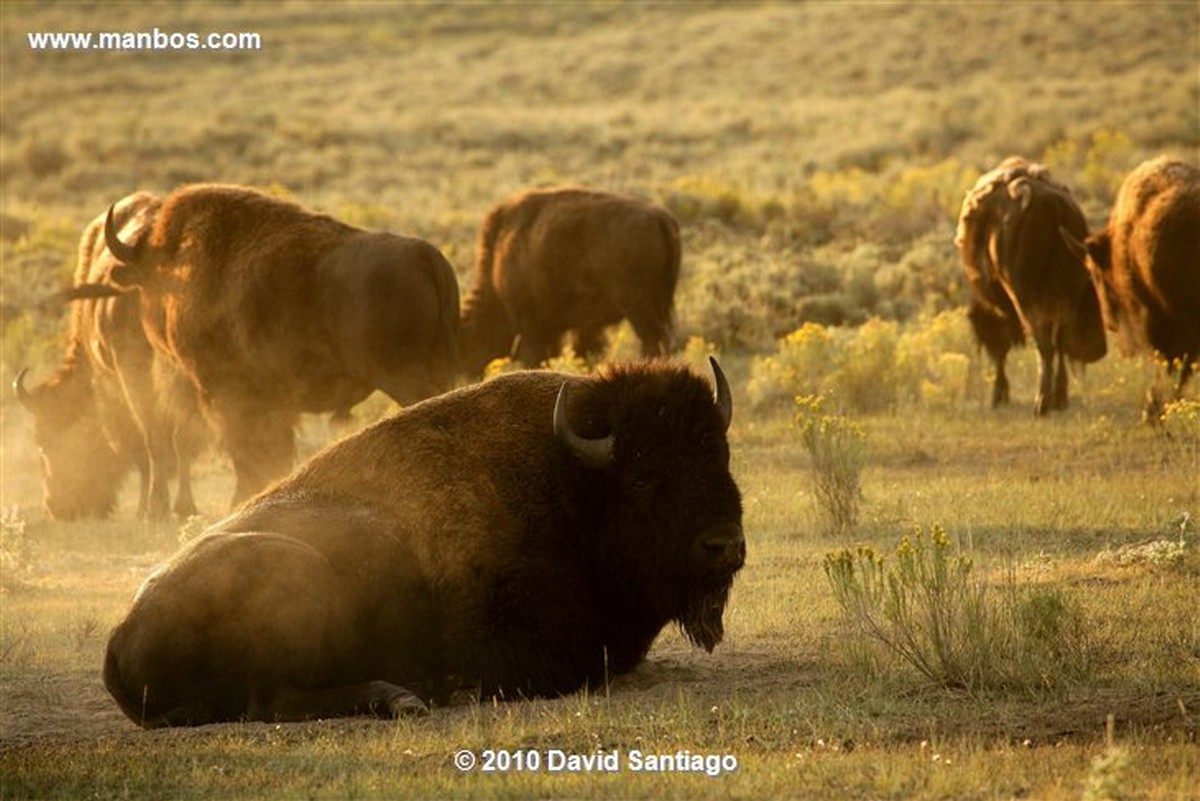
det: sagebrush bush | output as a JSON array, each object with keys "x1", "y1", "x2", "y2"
[
  {"x1": 748, "y1": 311, "x2": 985, "y2": 413},
  {"x1": 794, "y1": 394, "x2": 867, "y2": 538},
  {"x1": 747, "y1": 323, "x2": 835, "y2": 407},
  {"x1": 823, "y1": 525, "x2": 1094, "y2": 692}
]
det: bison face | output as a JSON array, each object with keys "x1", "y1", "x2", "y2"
[
  {"x1": 15, "y1": 369, "x2": 125, "y2": 520},
  {"x1": 556, "y1": 358, "x2": 744, "y2": 652}
]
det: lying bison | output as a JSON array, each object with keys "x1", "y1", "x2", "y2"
[
  {"x1": 104, "y1": 359, "x2": 743, "y2": 726},
  {"x1": 956, "y1": 158, "x2": 1106, "y2": 415},
  {"x1": 15, "y1": 192, "x2": 205, "y2": 520},
  {"x1": 460, "y1": 187, "x2": 681, "y2": 374},
  {"x1": 102, "y1": 184, "x2": 460, "y2": 505},
  {"x1": 1062, "y1": 156, "x2": 1199, "y2": 405}
]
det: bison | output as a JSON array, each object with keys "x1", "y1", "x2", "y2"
[
  {"x1": 15, "y1": 192, "x2": 205, "y2": 521},
  {"x1": 101, "y1": 184, "x2": 461, "y2": 506},
  {"x1": 460, "y1": 187, "x2": 681, "y2": 374},
  {"x1": 103, "y1": 358, "x2": 744, "y2": 727},
  {"x1": 1061, "y1": 157, "x2": 1199, "y2": 405},
  {"x1": 956, "y1": 157, "x2": 1107, "y2": 415}
]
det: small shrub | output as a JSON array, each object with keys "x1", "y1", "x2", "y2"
[
  {"x1": 1158, "y1": 397, "x2": 1199, "y2": 474},
  {"x1": 831, "y1": 317, "x2": 899, "y2": 413},
  {"x1": 0, "y1": 506, "x2": 32, "y2": 589},
  {"x1": 680, "y1": 335, "x2": 718, "y2": 378},
  {"x1": 795, "y1": 394, "x2": 867, "y2": 538},
  {"x1": 823, "y1": 525, "x2": 1093, "y2": 692},
  {"x1": 747, "y1": 322, "x2": 836, "y2": 408}
]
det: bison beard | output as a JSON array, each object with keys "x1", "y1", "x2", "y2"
[
  {"x1": 679, "y1": 581, "x2": 732, "y2": 653},
  {"x1": 103, "y1": 359, "x2": 744, "y2": 727}
]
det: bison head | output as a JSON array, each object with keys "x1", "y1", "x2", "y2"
[
  {"x1": 1061, "y1": 227, "x2": 1131, "y2": 349},
  {"x1": 14, "y1": 366, "x2": 126, "y2": 520},
  {"x1": 554, "y1": 357, "x2": 744, "y2": 652}
]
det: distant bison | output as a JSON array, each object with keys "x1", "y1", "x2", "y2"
[
  {"x1": 460, "y1": 187, "x2": 681, "y2": 374},
  {"x1": 15, "y1": 192, "x2": 204, "y2": 520},
  {"x1": 102, "y1": 184, "x2": 460, "y2": 505},
  {"x1": 1062, "y1": 157, "x2": 1199, "y2": 403},
  {"x1": 956, "y1": 158, "x2": 1106, "y2": 415},
  {"x1": 103, "y1": 359, "x2": 744, "y2": 726}
]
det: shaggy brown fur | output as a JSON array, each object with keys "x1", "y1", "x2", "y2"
[
  {"x1": 103, "y1": 360, "x2": 743, "y2": 727},
  {"x1": 104, "y1": 184, "x2": 461, "y2": 505},
  {"x1": 1063, "y1": 157, "x2": 1200, "y2": 399},
  {"x1": 16, "y1": 193, "x2": 204, "y2": 520},
  {"x1": 956, "y1": 158, "x2": 1106, "y2": 415},
  {"x1": 460, "y1": 187, "x2": 681, "y2": 374}
]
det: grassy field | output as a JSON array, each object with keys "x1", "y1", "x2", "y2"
[{"x1": 2, "y1": 2, "x2": 1199, "y2": 799}]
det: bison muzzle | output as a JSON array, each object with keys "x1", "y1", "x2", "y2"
[{"x1": 103, "y1": 358, "x2": 744, "y2": 727}]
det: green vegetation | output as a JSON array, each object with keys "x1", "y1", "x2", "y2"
[
  {"x1": 1, "y1": 2, "x2": 1198, "y2": 799},
  {"x1": 824, "y1": 526, "x2": 1092, "y2": 693}
]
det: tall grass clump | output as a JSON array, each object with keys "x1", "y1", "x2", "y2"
[
  {"x1": 794, "y1": 394, "x2": 867, "y2": 538},
  {"x1": 823, "y1": 525, "x2": 1093, "y2": 693}
]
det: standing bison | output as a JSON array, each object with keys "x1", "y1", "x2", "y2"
[
  {"x1": 15, "y1": 192, "x2": 204, "y2": 520},
  {"x1": 956, "y1": 157, "x2": 1106, "y2": 415},
  {"x1": 460, "y1": 187, "x2": 681, "y2": 374},
  {"x1": 1062, "y1": 157, "x2": 1199, "y2": 405},
  {"x1": 102, "y1": 184, "x2": 460, "y2": 505},
  {"x1": 103, "y1": 359, "x2": 744, "y2": 726}
]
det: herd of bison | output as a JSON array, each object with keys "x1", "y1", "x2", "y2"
[{"x1": 10, "y1": 154, "x2": 1199, "y2": 728}]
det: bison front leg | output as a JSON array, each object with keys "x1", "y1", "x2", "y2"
[
  {"x1": 1051, "y1": 350, "x2": 1070, "y2": 411},
  {"x1": 220, "y1": 407, "x2": 297, "y2": 506},
  {"x1": 1032, "y1": 338, "x2": 1057, "y2": 416},
  {"x1": 249, "y1": 681, "x2": 429, "y2": 722}
]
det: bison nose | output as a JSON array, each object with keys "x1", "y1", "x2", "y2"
[{"x1": 701, "y1": 525, "x2": 745, "y2": 568}]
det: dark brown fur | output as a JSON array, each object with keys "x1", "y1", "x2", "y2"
[
  {"x1": 460, "y1": 187, "x2": 681, "y2": 374},
  {"x1": 956, "y1": 158, "x2": 1106, "y2": 415},
  {"x1": 16, "y1": 193, "x2": 204, "y2": 520},
  {"x1": 105, "y1": 184, "x2": 461, "y2": 505},
  {"x1": 1065, "y1": 157, "x2": 1200, "y2": 398},
  {"x1": 103, "y1": 361, "x2": 744, "y2": 727}
]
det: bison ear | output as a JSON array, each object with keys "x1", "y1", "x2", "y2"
[{"x1": 108, "y1": 263, "x2": 146, "y2": 288}]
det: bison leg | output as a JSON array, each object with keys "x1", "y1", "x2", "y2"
[
  {"x1": 991, "y1": 350, "x2": 1011, "y2": 407},
  {"x1": 968, "y1": 302, "x2": 1013, "y2": 407},
  {"x1": 249, "y1": 681, "x2": 429, "y2": 721},
  {"x1": 1032, "y1": 337, "x2": 1061, "y2": 417},
  {"x1": 221, "y1": 408, "x2": 297, "y2": 506},
  {"x1": 1051, "y1": 350, "x2": 1070, "y2": 411},
  {"x1": 630, "y1": 315, "x2": 673, "y2": 358}
]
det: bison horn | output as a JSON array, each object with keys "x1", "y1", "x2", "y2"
[
  {"x1": 104, "y1": 204, "x2": 139, "y2": 264},
  {"x1": 553, "y1": 382, "x2": 615, "y2": 469},
  {"x1": 710, "y1": 356, "x2": 732, "y2": 431},
  {"x1": 14, "y1": 368, "x2": 34, "y2": 411}
]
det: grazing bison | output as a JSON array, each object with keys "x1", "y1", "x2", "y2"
[
  {"x1": 460, "y1": 187, "x2": 681, "y2": 374},
  {"x1": 956, "y1": 157, "x2": 1106, "y2": 415},
  {"x1": 15, "y1": 192, "x2": 204, "y2": 521},
  {"x1": 103, "y1": 358, "x2": 744, "y2": 727},
  {"x1": 1061, "y1": 157, "x2": 1200, "y2": 403},
  {"x1": 102, "y1": 183, "x2": 461, "y2": 505}
]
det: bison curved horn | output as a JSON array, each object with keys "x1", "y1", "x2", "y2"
[
  {"x1": 710, "y1": 356, "x2": 732, "y2": 431},
  {"x1": 13, "y1": 368, "x2": 34, "y2": 411},
  {"x1": 553, "y1": 382, "x2": 615, "y2": 469},
  {"x1": 104, "y1": 204, "x2": 139, "y2": 264}
]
